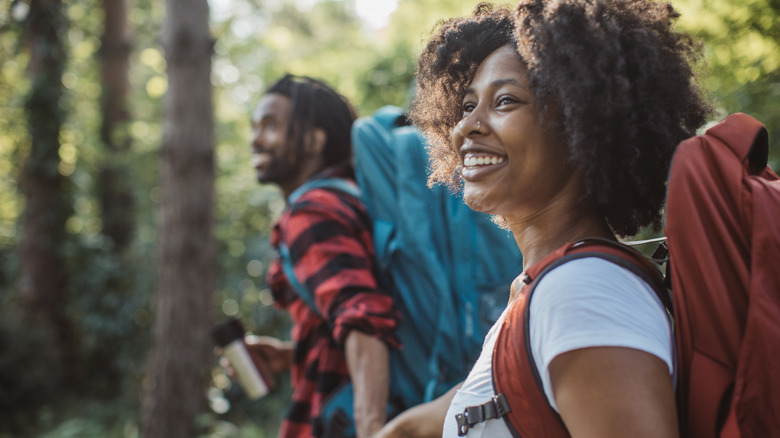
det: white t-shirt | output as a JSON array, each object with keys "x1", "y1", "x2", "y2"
[{"x1": 442, "y1": 257, "x2": 673, "y2": 437}]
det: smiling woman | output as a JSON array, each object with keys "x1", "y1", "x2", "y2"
[
  {"x1": 394, "y1": 1, "x2": 713, "y2": 437},
  {"x1": 452, "y1": 45, "x2": 573, "y2": 219}
]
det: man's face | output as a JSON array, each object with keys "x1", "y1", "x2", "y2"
[{"x1": 250, "y1": 93, "x2": 302, "y2": 188}]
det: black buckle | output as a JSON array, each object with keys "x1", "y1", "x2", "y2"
[
  {"x1": 455, "y1": 412, "x2": 469, "y2": 436},
  {"x1": 493, "y1": 394, "x2": 510, "y2": 417},
  {"x1": 454, "y1": 393, "x2": 511, "y2": 436},
  {"x1": 651, "y1": 241, "x2": 670, "y2": 265}
]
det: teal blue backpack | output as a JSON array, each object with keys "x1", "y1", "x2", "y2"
[{"x1": 281, "y1": 106, "x2": 523, "y2": 437}]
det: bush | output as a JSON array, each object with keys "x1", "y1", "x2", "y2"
[{"x1": 0, "y1": 308, "x2": 61, "y2": 435}]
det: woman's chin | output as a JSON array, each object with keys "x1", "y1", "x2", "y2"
[{"x1": 463, "y1": 190, "x2": 500, "y2": 215}]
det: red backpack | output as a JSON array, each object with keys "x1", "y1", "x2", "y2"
[
  {"x1": 485, "y1": 113, "x2": 780, "y2": 437},
  {"x1": 665, "y1": 113, "x2": 780, "y2": 437}
]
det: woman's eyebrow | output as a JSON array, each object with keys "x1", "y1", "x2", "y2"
[
  {"x1": 464, "y1": 77, "x2": 525, "y2": 97},
  {"x1": 491, "y1": 78, "x2": 523, "y2": 88}
]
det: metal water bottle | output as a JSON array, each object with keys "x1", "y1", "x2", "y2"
[{"x1": 212, "y1": 318, "x2": 271, "y2": 400}]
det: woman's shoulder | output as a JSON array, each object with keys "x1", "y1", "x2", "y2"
[
  {"x1": 529, "y1": 256, "x2": 671, "y2": 350},
  {"x1": 535, "y1": 256, "x2": 656, "y2": 300}
]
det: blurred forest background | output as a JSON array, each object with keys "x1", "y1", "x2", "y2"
[{"x1": 0, "y1": 0, "x2": 777, "y2": 436}]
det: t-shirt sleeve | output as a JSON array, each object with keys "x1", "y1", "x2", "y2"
[{"x1": 529, "y1": 257, "x2": 673, "y2": 412}]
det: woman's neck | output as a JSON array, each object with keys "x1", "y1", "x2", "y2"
[{"x1": 507, "y1": 197, "x2": 615, "y2": 271}]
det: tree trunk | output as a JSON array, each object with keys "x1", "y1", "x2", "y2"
[
  {"x1": 82, "y1": 0, "x2": 135, "y2": 396},
  {"x1": 140, "y1": 0, "x2": 215, "y2": 436},
  {"x1": 18, "y1": 0, "x2": 71, "y2": 359},
  {"x1": 99, "y1": 0, "x2": 134, "y2": 251}
]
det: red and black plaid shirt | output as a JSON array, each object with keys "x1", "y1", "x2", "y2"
[{"x1": 267, "y1": 165, "x2": 401, "y2": 438}]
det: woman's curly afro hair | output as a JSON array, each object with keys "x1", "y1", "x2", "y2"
[{"x1": 411, "y1": 1, "x2": 712, "y2": 237}]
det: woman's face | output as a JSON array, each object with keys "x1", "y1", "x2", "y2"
[{"x1": 451, "y1": 45, "x2": 573, "y2": 219}]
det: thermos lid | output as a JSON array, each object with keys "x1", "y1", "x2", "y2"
[{"x1": 212, "y1": 318, "x2": 245, "y2": 347}]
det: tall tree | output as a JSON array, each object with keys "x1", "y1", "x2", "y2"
[
  {"x1": 18, "y1": 0, "x2": 72, "y2": 363},
  {"x1": 99, "y1": 0, "x2": 134, "y2": 251},
  {"x1": 70, "y1": 0, "x2": 137, "y2": 396},
  {"x1": 140, "y1": 0, "x2": 215, "y2": 436}
]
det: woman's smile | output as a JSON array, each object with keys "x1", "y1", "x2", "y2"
[{"x1": 460, "y1": 150, "x2": 508, "y2": 181}]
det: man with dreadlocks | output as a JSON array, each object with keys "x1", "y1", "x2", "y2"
[{"x1": 243, "y1": 74, "x2": 401, "y2": 438}]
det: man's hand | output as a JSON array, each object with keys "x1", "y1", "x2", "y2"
[{"x1": 243, "y1": 335, "x2": 293, "y2": 373}]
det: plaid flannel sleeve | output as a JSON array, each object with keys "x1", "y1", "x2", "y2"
[{"x1": 282, "y1": 188, "x2": 401, "y2": 349}]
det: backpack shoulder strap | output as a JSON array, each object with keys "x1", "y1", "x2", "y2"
[
  {"x1": 279, "y1": 177, "x2": 362, "y2": 316},
  {"x1": 287, "y1": 177, "x2": 361, "y2": 205},
  {"x1": 484, "y1": 239, "x2": 671, "y2": 438},
  {"x1": 278, "y1": 242, "x2": 319, "y2": 315},
  {"x1": 545, "y1": 239, "x2": 671, "y2": 312},
  {"x1": 515, "y1": 239, "x2": 669, "y2": 310}
]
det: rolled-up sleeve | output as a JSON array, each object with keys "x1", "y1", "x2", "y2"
[{"x1": 278, "y1": 188, "x2": 401, "y2": 349}]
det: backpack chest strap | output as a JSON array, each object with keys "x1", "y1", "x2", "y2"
[{"x1": 455, "y1": 393, "x2": 511, "y2": 436}]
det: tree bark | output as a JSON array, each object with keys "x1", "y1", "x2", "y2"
[
  {"x1": 80, "y1": 0, "x2": 135, "y2": 396},
  {"x1": 99, "y1": 0, "x2": 134, "y2": 251},
  {"x1": 18, "y1": 0, "x2": 71, "y2": 352},
  {"x1": 140, "y1": 0, "x2": 215, "y2": 436}
]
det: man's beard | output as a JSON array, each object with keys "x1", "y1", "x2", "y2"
[{"x1": 256, "y1": 149, "x2": 302, "y2": 188}]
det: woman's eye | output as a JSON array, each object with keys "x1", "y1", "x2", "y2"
[
  {"x1": 462, "y1": 102, "x2": 476, "y2": 113},
  {"x1": 497, "y1": 96, "x2": 515, "y2": 106}
]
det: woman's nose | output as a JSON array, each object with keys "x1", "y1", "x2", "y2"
[{"x1": 460, "y1": 113, "x2": 484, "y2": 136}]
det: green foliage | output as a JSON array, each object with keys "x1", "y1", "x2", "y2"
[
  {"x1": 674, "y1": 0, "x2": 780, "y2": 166},
  {"x1": 0, "y1": 398, "x2": 139, "y2": 438},
  {"x1": 0, "y1": 31, "x2": 28, "y2": 248},
  {"x1": 62, "y1": 234, "x2": 154, "y2": 397},
  {"x1": 1, "y1": 0, "x2": 779, "y2": 436},
  {"x1": 0, "y1": 308, "x2": 60, "y2": 436}
]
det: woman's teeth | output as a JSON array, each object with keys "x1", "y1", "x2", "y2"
[{"x1": 464, "y1": 156, "x2": 505, "y2": 167}]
